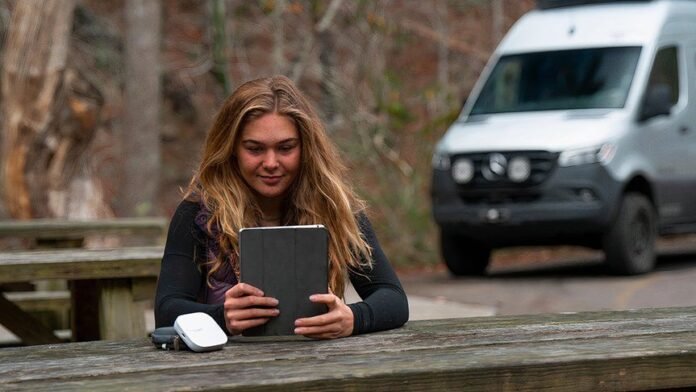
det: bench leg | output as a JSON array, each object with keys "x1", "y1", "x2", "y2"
[
  {"x1": 98, "y1": 279, "x2": 146, "y2": 340},
  {"x1": 0, "y1": 293, "x2": 62, "y2": 345},
  {"x1": 71, "y1": 280, "x2": 101, "y2": 341}
]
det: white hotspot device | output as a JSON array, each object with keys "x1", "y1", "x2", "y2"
[{"x1": 173, "y1": 312, "x2": 227, "y2": 352}]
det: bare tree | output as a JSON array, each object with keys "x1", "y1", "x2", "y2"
[
  {"x1": 119, "y1": 0, "x2": 161, "y2": 217},
  {"x1": 290, "y1": 0, "x2": 342, "y2": 83},
  {"x1": 1, "y1": 0, "x2": 76, "y2": 219},
  {"x1": 492, "y1": 0, "x2": 504, "y2": 47},
  {"x1": 211, "y1": 0, "x2": 231, "y2": 95},
  {"x1": 427, "y1": 0, "x2": 451, "y2": 115},
  {"x1": 272, "y1": 0, "x2": 287, "y2": 75}
]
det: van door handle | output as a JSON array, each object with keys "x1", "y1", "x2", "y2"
[{"x1": 680, "y1": 126, "x2": 689, "y2": 134}]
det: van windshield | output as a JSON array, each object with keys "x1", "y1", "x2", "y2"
[{"x1": 469, "y1": 46, "x2": 642, "y2": 115}]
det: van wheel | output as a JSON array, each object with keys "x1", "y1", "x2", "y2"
[
  {"x1": 440, "y1": 231, "x2": 491, "y2": 276},
  {"x1": 602, "y1": 193, "x2": 656, "y2": 275}
]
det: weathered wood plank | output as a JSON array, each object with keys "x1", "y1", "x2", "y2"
[
  {"x1": 0, "y1": 307, "x2": 695, "y2": 391},
  {"x1": 13, "y1": 344, "x2": 689, "y2": 392},
  {"x1": 4, "y1": 290, "x2": 71, "y2": 311},
  {"x1": 0, "y1": 246, "x2": 163, "y2": 283},
  {"x1": 131, "y1": 277, "x2": 157, "y2": 302},
  {"x1": 4, "y1": 334, "x2": 695, "y2": 391},
  {"x1": 0, "y1": 217, "x2": 168, "y2": 239}
]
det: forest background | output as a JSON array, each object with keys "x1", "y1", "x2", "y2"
[{"x1": 0, "y1": 0, "x2": 535, "y2": 267}]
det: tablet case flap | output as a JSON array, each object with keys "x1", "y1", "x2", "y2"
[{"x1": 240, "y1": 225, "x2": 328, "y2": 336}]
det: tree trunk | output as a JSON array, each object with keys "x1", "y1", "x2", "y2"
[
  {"x1": 210, "y1": 0, "x2": 230, "y2": 95},
  {"x1": 291, "y1": 0, "x2": 341, "y2": 83},
  {"x1": 492, "y1": 0, "x2": 504, "y2": 48},
  {"x1": 433, "y1": 0, "x2": 450, "y2": 113},
  {"x1": 272, "y1": 0, "x2": 287, "y2": 76},
  {"x1": 1, "y1": 0, "x2": 76, "y2": 219},
  {"x1": 119, "y1": 0, "x2": 161, "y2": 217},
  {"x1": 318, "y1": 29, "x2": 337, "y2": 126}
]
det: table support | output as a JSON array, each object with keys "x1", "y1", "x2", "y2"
[
  {"x1": 0, "y1": 293, "x2": 61, "y2": 345},
  {"x1": 98, "y1": 279, "x2": 147, "y2": 340}
]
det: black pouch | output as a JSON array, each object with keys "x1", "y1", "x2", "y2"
[{"x1": 151, "y1": 326, "x2": 187, "y2": 351}]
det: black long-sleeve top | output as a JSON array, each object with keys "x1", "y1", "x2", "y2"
[{"x1": 155, "y1": 200, "x2": 409, "y2": 335}]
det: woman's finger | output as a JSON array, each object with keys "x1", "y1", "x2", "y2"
[
  {"x1": 228, "y1": 317, "x2": 274, "y2": 332},
  {"x1": 294, "y1": 323, "x2": 341, "y2": 337},
  {"x1": 225, "y1": 306, "x2": 279, "y2": 335},
  {"x1": 294, "y1": 311, "x2": 340, "y2": 327},
  {"x1": 227, "y1": 295, "x2": 278, "y2": 310},
  {"x1": 308, "y1": 293, "x2": 339, "y2": 307},
  {"x1": 227, "y1": 307, "x2": 279, "y2": 321},
  {"x1": 226, "y1": 282, "x2": 265, "y2": 298}
]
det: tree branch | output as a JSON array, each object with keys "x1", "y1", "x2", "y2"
[
  {"x1": 290, "y1": 0, "x2": 342, "y2": 82},
  {"x1": 399, "y1": 18, "x2": 489, "y2": 62}
]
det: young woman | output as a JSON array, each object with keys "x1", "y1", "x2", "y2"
[{"x1": 155, "y1": 76, "x2": 408, "y2": 339}]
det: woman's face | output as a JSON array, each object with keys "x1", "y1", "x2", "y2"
[{"x1": 236, "y1": 113, "x2": 301, "y2": 206}]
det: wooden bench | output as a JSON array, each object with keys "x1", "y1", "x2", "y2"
[
  {"x1": 0, "y1": 217, "x2": 168, "y2": 345},
  {"x1": 5, "y1": 290, "x2": 71, "y2": 331},
  {"x1": 0, "y1": 246, "x2": 163, "y2": 345},
  {"x1": 0, "y1": 217, "x2": 168, "y2": 239},
  {"x1": 0, "y1": 306, "x2": 694, "y2": 391}
]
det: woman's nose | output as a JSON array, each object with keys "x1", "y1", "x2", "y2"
[{"x1": 262, "y1": 151, "x2": 279, "y2": 169}]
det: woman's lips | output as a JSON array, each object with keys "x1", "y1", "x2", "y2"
[{"x1": 259, "y1": 175, "x2": 282, "y2": 185}]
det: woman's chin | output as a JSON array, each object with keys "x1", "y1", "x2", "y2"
[{"x1": 253, "y1": 187, "x2": 287, "y2": 201}]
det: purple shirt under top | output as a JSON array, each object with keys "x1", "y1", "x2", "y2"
[{"x1": 194, "y1": 203, "x2": 239, "y2": 305}]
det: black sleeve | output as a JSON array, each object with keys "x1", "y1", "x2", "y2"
[
  {"x1": 154, "y1": 200, "x2": 227, "y2": 331},
  {"x1": 347, "y1": 214, "x2": 409, "y2": 334}
]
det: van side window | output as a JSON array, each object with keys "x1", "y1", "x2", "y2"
[
  {"x1": 639, "y1": 46, "x2": 679, "y2": 121},
  {"x1": 646, "y1": 46, "x2": 679, "y2": 105}
]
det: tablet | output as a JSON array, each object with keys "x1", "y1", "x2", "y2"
[{"x1": 239, "y1": 225, "x2": 328, "y2": 336}]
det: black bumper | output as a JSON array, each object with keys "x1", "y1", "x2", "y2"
[{"x1": 431, "y1": 163, "x2": 623, "y2": 247}]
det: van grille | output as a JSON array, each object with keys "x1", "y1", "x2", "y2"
[{"x1": 451, "y1": 150, "x2": 559, "y2": 197}]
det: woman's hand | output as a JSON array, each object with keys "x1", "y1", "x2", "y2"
[
  {"x1": 294, "y1": 293, "x2": 354, "y2": 339},
  {"x1": 223, "y1": 283, "x2": 279, "y2": 335}
]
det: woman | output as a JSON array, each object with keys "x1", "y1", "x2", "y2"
[{"x1": 155, "y1": 76, "x2": 408, "y2": 339}]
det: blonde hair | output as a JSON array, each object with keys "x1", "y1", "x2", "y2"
[{"x1": 185, "y1": 75, "x2": 371, "y2": 297}]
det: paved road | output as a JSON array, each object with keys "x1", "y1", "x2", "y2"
[{"x1": 399, "y1": 244, "x2": 696, "y2": 319}]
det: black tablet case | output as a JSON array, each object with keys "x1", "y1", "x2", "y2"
[{"x1": 240, "y1": 225, "x2": 328, "y2": 336}]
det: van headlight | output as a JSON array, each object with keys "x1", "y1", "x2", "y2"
[
  {"x1": 452, "y1": 158, "x2": 474, "y2": 183},
  {"x1": 432, "y1": 151, "x2": 451, "y2": 170},
  {"x1": 558, "y1": 144, "x2": 616, "y2": 167},
  {"x1": 508, "y1": 156, "x2": 531, "y2": 182}
]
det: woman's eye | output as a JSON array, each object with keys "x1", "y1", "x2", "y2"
[
  {"x1": 279, "y1": 144, "x2": 297, "y2": 153},
  {"x1": 247, "y1": 146, "x2": 263, "y2": 154}
]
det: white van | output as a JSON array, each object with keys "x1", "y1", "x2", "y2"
[{"x1": 431, "y1": 0, "x2": 696, "y2": 275}]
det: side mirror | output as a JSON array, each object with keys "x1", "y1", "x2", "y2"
[{"x1": 639, "y1": 83, "x2": 672, "y2": 122}]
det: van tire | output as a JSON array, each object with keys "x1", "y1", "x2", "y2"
[
  {"x1": 602, "y1": 193, "x2": 656, "y2": 275},
  {"x1": 440, "y1": 232, "x2": 491, "y2": 276}
]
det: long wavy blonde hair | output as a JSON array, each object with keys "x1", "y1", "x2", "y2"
[{"x1": 185, "y1": 75, "x2": 372, "y2": 297}]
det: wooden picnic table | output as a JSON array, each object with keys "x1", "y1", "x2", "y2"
[
  {"x1": 1, "y1": 306, "x2": 695, "y2": 391},
  {"x1": 0, "y1": 246, "x2": 163, "y2": 345}
]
